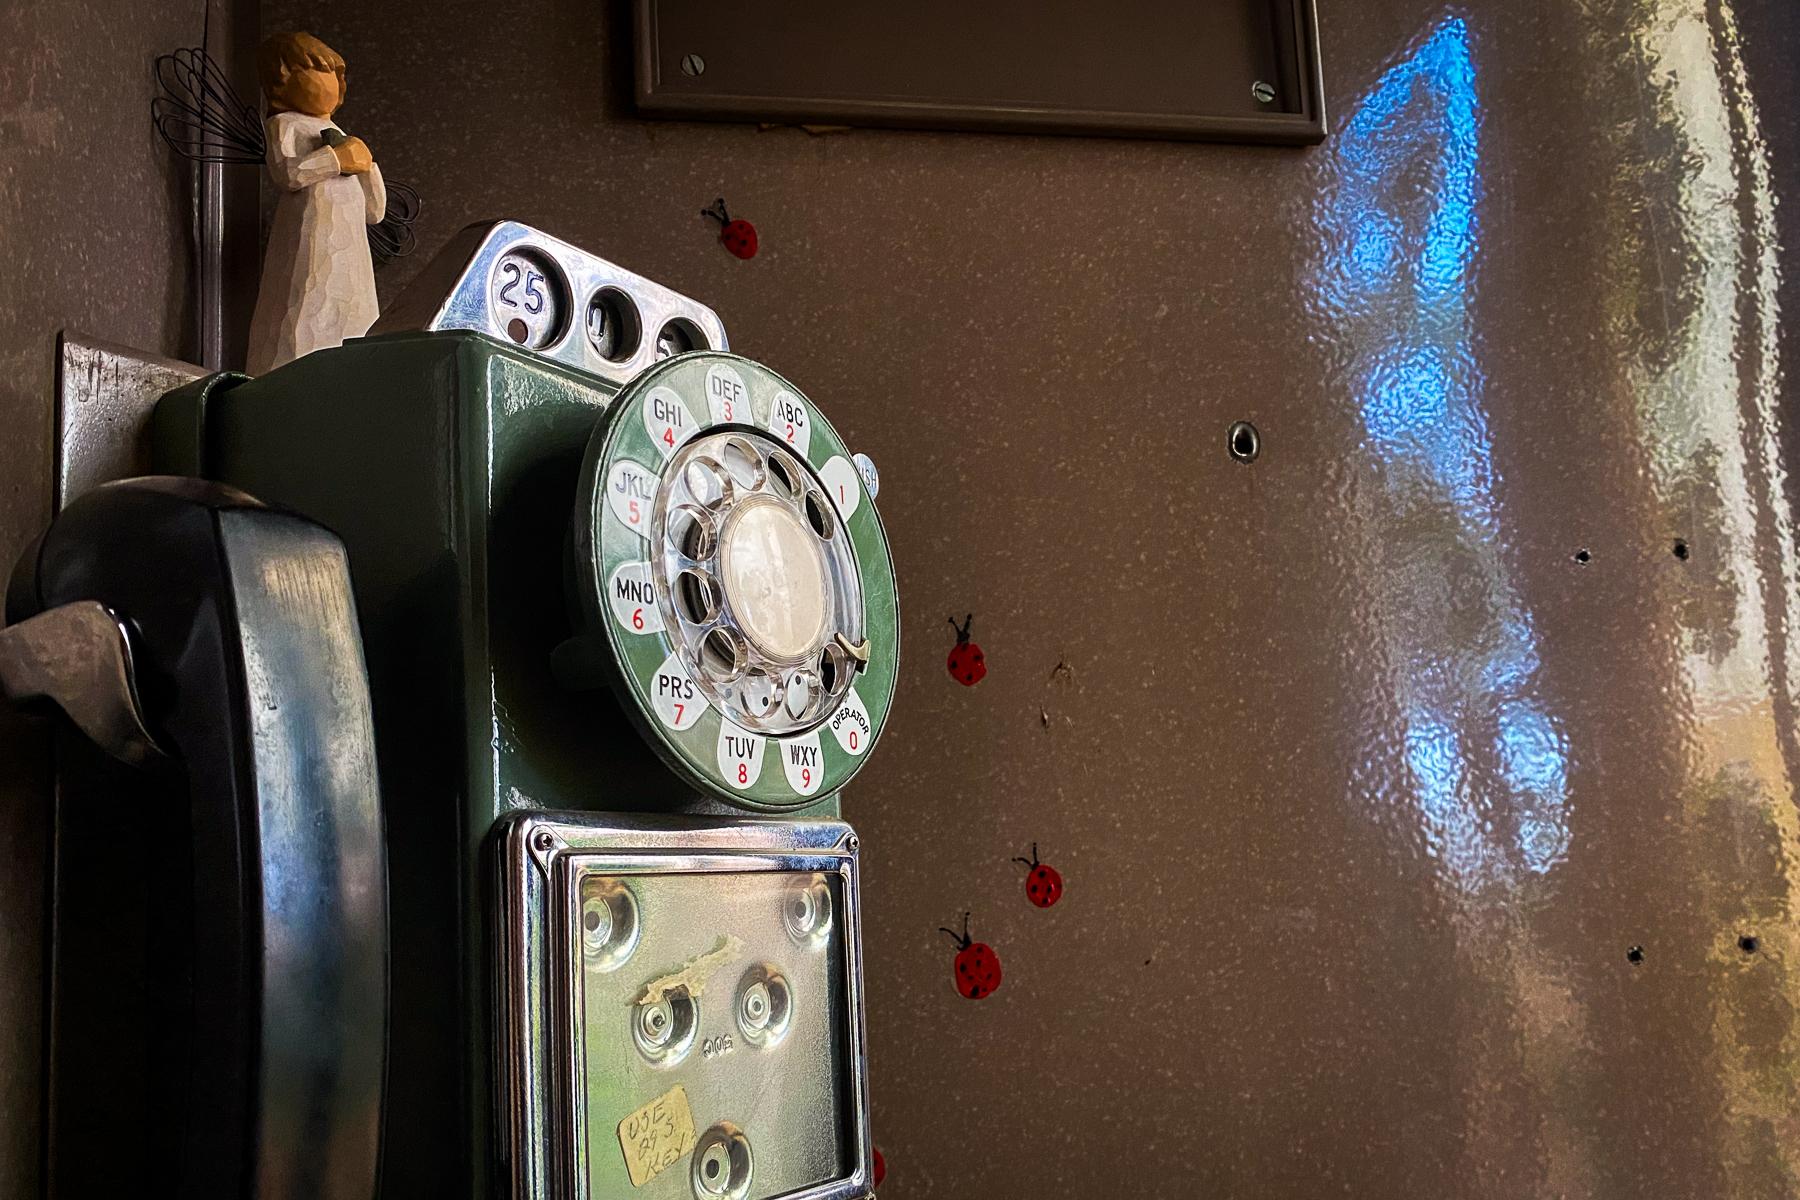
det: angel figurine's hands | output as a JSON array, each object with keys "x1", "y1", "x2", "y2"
[{"x1": 332, "y1": 136, "x2": 374, "y2": 175}]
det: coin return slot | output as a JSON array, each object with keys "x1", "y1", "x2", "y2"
[
  {"x1": 585, "y1": 287, "x2": 641, "y2": 362},
  {"x1": 633, "y1": 987, "x2": 699, "y2": 1065},
  {"x1": 579, "y1": 880, "x2": 641, "y2": 973},
  {"x1": 734, "y1": 963, "x2": 793, "y2": 1049},
  {"x1": 690, "y1": 1123, "x2": 752, "y2": 1199},
  {"x1": 676, "y1": 569, "x2": 720, "y2": 625}
]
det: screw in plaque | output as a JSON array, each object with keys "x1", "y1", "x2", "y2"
[
  {"x1": 681, "y1": 53, "x2": 706, "y2": 77},
  {"x1": 1251, "y1": 80, "x2": 1277, "y2": 105}
]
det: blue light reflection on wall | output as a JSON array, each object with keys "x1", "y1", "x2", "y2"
[{"x1": 1320, "y1": 18, "x2": 1571, "y2": 885}]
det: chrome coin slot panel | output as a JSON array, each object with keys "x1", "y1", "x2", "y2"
[
  {"x1": 495, "y1": 814, "x2": 871, "y2": 1200},
  {"x1": 369, "y1": 219, "x2": 730, "y2": 385}
]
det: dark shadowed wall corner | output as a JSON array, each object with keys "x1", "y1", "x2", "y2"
[{"x1": 0, "y1": 1, "x2": 256, "y2": 1193}]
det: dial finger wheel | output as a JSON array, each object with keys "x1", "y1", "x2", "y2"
[{"x1": 573, "y1": 353, "x2": 898, "y2": 808}]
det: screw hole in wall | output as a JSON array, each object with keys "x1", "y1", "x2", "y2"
[
  {"x1": 1227, "y1": 421, "x2": 1260, "y2": 464},
  {"x1": 1673, "y1": 538, "x2": 1690, "y2": 561},
  {"x1": 1739, "y1": 934, "x2": 1759, "y2": 954},
  {"x1": 1626, "y1": 944, "x2": 1645, "y2": 965},
  {"x1": 1573, "y1": 549, "x2": 1592, "y2": 565}
]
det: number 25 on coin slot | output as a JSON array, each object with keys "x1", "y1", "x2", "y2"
[{"x1": 3, "y1": 221, "x2": 892, "y2": 1200}]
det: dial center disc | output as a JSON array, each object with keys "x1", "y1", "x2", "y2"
[{"x1": 718, "y1": 497, "x2": 829, "y2": 661}]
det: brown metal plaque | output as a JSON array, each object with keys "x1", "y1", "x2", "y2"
[{"x1": 633, "y1": 0, "x2": 1325, "y2": 144}]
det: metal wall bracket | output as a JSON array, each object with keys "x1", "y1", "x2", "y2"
[{"x1": 54, "y1": 331, "x2": 206, "y2": 511}]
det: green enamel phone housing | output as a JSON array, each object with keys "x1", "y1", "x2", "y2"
[{"x1": 153, "y1": 329, "x2": 843, "y2": 1194}]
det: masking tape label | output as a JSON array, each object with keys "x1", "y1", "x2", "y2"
[{"x1": 617, "y1": 1083, "x2": 697, "y2": 1187}]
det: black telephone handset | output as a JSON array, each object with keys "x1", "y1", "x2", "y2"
[{"x1": 1, "y1": 477, "x2": 386, "y2": 1197}]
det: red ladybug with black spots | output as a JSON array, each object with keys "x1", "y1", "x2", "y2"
[
  {"x1": 701, "y1": 197, "x2": 758, "y2": 260},
  {"x1": 947, "y1": 614, "x2": 986, "y2": 686},
  {"x1": 1012, "y1": 843, "x2": 1063, "y2": 908},
  {"x1": 939, "y1": 911, "x2": 1002, "y2": 1000}
]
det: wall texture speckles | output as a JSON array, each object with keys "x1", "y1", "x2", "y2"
[
  {"x1": 1, "y1": 0, "x2": 1797, "y2": 1194},
  {"x1": 269, "y1": 0, "x2": 1796, "y2": 1193},
  {"x1": 0, "y1": 3, "x2": 254, "y2": 1196}
]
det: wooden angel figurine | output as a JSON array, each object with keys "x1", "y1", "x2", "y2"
[{"x1": 246, "y1": 32, "x2": 385, "y2": 375}]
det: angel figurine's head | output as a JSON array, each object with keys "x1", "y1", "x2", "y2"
[{"x1": 257, "y1": 31, "x2": 348, "y2": 118}]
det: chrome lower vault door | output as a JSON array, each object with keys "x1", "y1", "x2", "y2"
[{"x1": 496, "y1": 815, "x2": 872, "y2": 1199}]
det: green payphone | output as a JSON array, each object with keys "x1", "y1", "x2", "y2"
[{"x1": 3, "y1": 221, "x2": 896, "y2": 1198}]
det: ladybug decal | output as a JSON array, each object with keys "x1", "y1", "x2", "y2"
[
  {"x1": 939, "y1": 911, "x2": 1002, "y2": 1000},
  {"x1": 701, "y1": 197, "x2": 758, "y2": 260},
  {"x1": 946, "y1": 613, "x2": 986, "y2": 686},
  {"x1": 873, "y1": 1147, "x2": 886, "y2": 1189},
  {"x1": 1012, "y1": 842, "x2": 1063, "y2": 908}
]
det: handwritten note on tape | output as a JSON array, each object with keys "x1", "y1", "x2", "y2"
[{"x1": 618, "y1": 1083, "x2": 697, "y2": 1187}]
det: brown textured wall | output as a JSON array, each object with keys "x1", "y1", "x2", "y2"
[
  {"x1": 284, "y1": 0, "x2": 1800, "y2": 1195},
  {"x1": 0, "y1": 2, "x2": 255, "y2": 1193},
  {"x1": 257, "y1": 1, "x2": 1800, "y2": 1193},
  {"x1": 5, "y1": 0, "x2": 1799, "y2": 1194}
]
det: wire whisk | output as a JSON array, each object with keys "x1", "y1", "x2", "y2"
[
  {"x1": 152, "y1": 45, "x2": 265, "y2": 164},
  {"x1": 370, "y1": 179, "x2": 421, "y2": 263}
]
